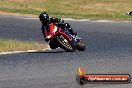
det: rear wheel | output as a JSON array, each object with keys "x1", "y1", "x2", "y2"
[{"x1": 56, "y1": 35, "x2": 75, "y2": 52}]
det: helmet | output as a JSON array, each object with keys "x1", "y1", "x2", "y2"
[{"x1": 39, "y1": 12, "x2": 49, "y2": 25}]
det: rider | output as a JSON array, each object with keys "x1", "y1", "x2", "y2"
[{"x1": 39, "y1": 12, "x2": 77, "y2": 49}]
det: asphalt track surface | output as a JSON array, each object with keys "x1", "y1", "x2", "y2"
[{"x1": 0, "y1": 15, "x2": 132, "y2": 88}]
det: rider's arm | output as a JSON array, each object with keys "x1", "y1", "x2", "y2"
[
  {"x1": 41, "y1": 25, "x2": 50, "y2": 37},
  {"x1": 50, "y1": 17, "x2": 63, "y2": 23},
  {"x1": 41, "y1": 25, "x2": 46, "y2": 38},
  {"x1": 41, "y1": 25, "x2": 51, "y2": 42}
]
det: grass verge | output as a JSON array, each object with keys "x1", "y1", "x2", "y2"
[
  {"x1": 0, "y1": 39, "x2": 48, "y2": 53},
  {"x1": 0, "y1": 0, "x2": 132, "y2": 21}
]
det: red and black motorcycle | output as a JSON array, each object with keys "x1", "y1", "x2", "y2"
[{"x1": 46, "y1": 23, "x2": 86, "y2": 52}]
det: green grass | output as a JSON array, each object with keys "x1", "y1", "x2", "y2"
[
  {"x1": 0, "y1": 0, "x2": 132, "y2": 20},
  {"x1": 0, "y1": 39, "x2": 48, "y2": 52}
]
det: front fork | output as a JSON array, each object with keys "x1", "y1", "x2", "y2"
[{"x1": 70, "y1": 34, "x2": 82, "y2": 43}]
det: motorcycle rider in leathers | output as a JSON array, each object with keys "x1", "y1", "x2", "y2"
[{"x1": 39, "y1": 12, "x2": 77, "y2": 49}]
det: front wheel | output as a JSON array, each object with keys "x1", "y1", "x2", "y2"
[
  {"x1": 76, "y1": 40, "x2": 86, "y2": 51},
  {"x1": 56, "y1": 35, "x2": 75, "y2": 52}
]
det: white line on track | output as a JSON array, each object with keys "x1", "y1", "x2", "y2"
[
  {"x1": 23, "y1": 17, "x2": 132, "y2": 23},
  {"x1": 0, "y1": 47, "x2": 51, "y2": 55},
  {"x1": 23, "y1": 18, "x2": 39, "y2": 20}
]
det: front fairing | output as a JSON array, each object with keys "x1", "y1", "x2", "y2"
[{"x1": 57, "y1": 28, "x2": 78, "y2": 47}]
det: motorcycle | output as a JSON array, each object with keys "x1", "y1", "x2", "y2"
[{"x1": 46, "y1": 22, "x2": 86, "y2": 52}]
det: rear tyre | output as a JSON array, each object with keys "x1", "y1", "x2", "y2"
[{"x1": 56, "y1": 35, "x2": 75, "y2": 52}]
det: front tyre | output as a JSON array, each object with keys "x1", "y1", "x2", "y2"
[
  {"x1": 76, "y1": 40, "x2": 86, "y2": 51},
  {"x1": 56, "y1": 35, "x2": 75, "y2": 52}
]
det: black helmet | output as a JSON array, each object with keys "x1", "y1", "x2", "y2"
[{"x1": 39, "y1": 12, "x2": 49, "y2": 25}]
